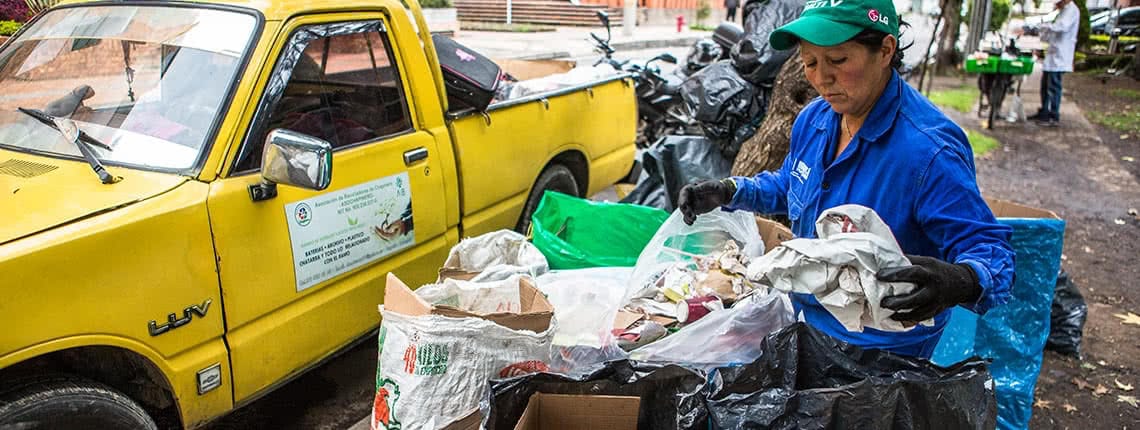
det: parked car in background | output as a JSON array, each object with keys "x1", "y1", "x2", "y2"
[{"x1": 1091, "y1": 7, "x2": 1140, "y2": 36}]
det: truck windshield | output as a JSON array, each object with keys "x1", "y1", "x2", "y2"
[{"x1": 0, "y1": 5, "x2": 256, "y2": 171}]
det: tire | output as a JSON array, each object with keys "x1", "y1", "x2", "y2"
[
  {"x1": 515, "y1": 164, "x2": 579, "y2": 234},
  {"x1": 0, "y1": 374, "x2": 158, "y2": 430}
]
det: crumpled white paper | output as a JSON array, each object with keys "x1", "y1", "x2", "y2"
[
  {"x1": 745, "y1": 204, "x2": 931, "y2": 332},
  {"x1": 440, "y1": 230, "x2": 548, "y2": 282}
]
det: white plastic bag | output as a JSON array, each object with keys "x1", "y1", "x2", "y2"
[
  {"x1": 534, "y1": 267, "x2": 633, "y2": 375},
  {"x1": 414, "y1": 276, "x2": 526, "y2": 314},
  {"x1": 628, "y1": 209, "x2": 765, "y2": 304},
  {"x1": 746, "y1": 204, "x2": 924, "y2": 332},
  {"x1": 628, "y1": 288, "x2": 795, "y2": 371},
  {"x1": 438, "y1": 230, "x2": 548, "y2": 282}
]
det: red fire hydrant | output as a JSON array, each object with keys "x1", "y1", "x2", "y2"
[{"x1": 676, "y1": 15, "x2": 685, "y2": 33}]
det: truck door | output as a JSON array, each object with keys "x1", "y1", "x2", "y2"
[{"x1": 206, "y1": 15, "x2": 450, "y2": 402}]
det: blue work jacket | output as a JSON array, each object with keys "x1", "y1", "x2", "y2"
[{"x1": 727, "y1": 71, "x2": 1015, "y2": 357}]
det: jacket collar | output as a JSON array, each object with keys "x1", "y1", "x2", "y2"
[{"x1": 812, "y1": 70, "x2": 902, "y2": 143}]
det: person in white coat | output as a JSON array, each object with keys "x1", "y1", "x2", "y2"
[{"x1": 1024, "y1": 0, "x2": 1079, "y2": 126}]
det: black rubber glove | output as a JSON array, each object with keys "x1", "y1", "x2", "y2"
[
  {"x1": 678, "y1": 178, "x2": 737, "y2": 225},
  {"x1": 877, "y1": 254, "x2": 983, "y2": 322}
]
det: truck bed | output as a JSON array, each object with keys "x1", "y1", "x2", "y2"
[{"x1": 445, "y1": 65, "x2": 637, "y2": 238}]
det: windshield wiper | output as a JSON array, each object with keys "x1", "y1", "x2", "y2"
[{"x1": 17, "y1": 107, "x2": 118, "y2": 184}]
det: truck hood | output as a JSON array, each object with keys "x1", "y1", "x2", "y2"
[{"x1": 0, "y1": 152, "x2": 189, "y2": 245}]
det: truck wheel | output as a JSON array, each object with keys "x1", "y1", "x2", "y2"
[
  {"x1": 516, "y1": 164, "x2": 579, "y2": 234},
  {"x1": 0, "y1": 374, "x2": 158, "y2": 430}
]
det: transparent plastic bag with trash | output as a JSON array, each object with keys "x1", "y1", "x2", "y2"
[
  {"x1": 626, "y1": 208, "x2": 766, "y2": 318},
  {"x1": 534, "y1": 267, "x2": 634, "y2": 377},
  {"x1": 628, "y1": 288, "x2": 794, "y2": 371}
]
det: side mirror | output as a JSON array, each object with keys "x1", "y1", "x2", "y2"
[
  {"x1": 258, "y1": 129, "x2": 333, "y2": 195},
  {"x1": 596, "y1": 10, "x2": 610, "y2": 28},
  {"x1": 596, "y1": 10, "x2": 611, "y2": 41},
  {"x1": 655, "y1": 53, "x2": 678, "y2": 64}
]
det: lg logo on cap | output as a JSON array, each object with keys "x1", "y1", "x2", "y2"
[{"x1": 868, "y1": 9, "x2": 889, "y2": 25}]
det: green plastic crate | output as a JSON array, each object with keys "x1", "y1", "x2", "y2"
[
  {"x1": 998, "y1": 56, "x2": 1034, "y2": 75},
  {"x1": 965, "y1": 57, "x2": 999, "y2": 74}
]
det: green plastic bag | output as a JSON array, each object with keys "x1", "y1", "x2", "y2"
[{"x1": 531, "y1": 191, "x2": 669, "y2": 269}]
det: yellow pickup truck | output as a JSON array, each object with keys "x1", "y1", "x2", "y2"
[{"x1": 0, "y1": 0, "x2": 635, "y2": 427}]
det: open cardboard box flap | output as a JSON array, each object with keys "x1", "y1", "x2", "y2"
[
  {"x1": 986, "y1": 198, "x2": 1061, "y2": 220},
  {"x1": 383, "y1": 273, "x2": 554, "y2": 333},
  {"x1": 756, "y1": 216, "x2": 795, "y2": 252},
  {"x1": 515, "y1": 393, "x2": 640, "y2": 430}
]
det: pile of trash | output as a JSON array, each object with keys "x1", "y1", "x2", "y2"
[
  {"x1": 622, "y1": 0, "x2": 804, "y2": 212},
  {"x1": 369, "y1": 193, "x2": 997, "y2": 430}
]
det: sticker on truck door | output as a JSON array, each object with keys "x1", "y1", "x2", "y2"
[{"x1": 285, "y1": 173, "x2": 414, "y2": 292}]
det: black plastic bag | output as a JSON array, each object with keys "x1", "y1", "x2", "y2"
[
  {"x1": 708, "y1": 323, "x2": 997, "y2": 430},
  {"x1": 620, "y1": 135, "x2": 733, "y2": 211},
  {"x1": 681, "y1": 61, "x2": 761, "y2": 144},
  {"x1": 1045, "y1": 270, "x2": 1087, "y2": 358},
  {"x1": 484, "y1": 360, "x2": 708, "y2": 430},
  {"x1": 731, "y1": 0, "x2": 803, "y2": 85}
]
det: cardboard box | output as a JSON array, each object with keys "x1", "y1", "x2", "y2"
[
  {"x1": 514, "y1": 393, "x2": 640, "y2": 430},
  {"x1": 755, "y1": 216, "x2": 794, "y2": 252},
  {"x1": 495, "y1": 59, "x2": 576, "y2": 81},
  {"x1": 986, "y1": 198, "x2": 1061, "y2": 220},
  {"x1": 384, "y1": 273, "x2": 554, "y2": 333}
]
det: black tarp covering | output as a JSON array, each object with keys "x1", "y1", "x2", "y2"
[
  {"x1": 731, "y1": 0, "x2": 803, "y2": 85},
  {"x1": 707, "y1": 323, "x2": 998, "y2": 430},
  {"x1": 620, "y1": 135, "x2": 733, "y2": 211}
]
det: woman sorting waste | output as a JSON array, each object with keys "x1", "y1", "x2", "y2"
[{"x1": 678, "y1": 0, "x2": 1015, "y2": 358}]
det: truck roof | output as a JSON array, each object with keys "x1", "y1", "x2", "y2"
[{"x1": 59, "y1": 0, "x2": 406, "y2": 21}]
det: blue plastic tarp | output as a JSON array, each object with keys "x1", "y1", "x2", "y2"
[{"x1": 932, "y1": 213, "x2": 1066, "y2": 430}]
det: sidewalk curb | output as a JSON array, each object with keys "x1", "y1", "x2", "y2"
[{"x1": 504, "y1": 34, "x2": 708, "y2": 60}]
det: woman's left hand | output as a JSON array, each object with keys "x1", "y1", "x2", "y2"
[{"x1": 876, "y1": 255, "x2": 983, "y2": 322}]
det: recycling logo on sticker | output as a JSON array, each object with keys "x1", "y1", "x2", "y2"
[{"x1": 294, "y1": 203, "x2": 312, "y2": 227}]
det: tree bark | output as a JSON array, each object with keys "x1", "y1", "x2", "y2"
[
  {"x1": 731, "y1": 53, "x2": 818, "y2": 177},
  {"x1": 935, "y1": 0, "x2": 962, "y2": 75},
  {"x1": 1132, "y1": 43, "x2": 1140, "y2": 81}
]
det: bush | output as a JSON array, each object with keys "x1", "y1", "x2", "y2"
[
  {"x1": 419, "y1": 0, "x2": 453, "y2": 8},
  {"x1": 0, "y1": 0, "x2": 29, "y2": 22},
  {"x1": 990, "y1": 0, "x2": 1011, "y2": 32},
  {"x1": 696, "y1": 0, "x2": 711, "y2": 23},
  {"x1": 0, "y1": 19, "x2": 20, "y2": 36},
  {"x1": 966, "y1": 0, "x2": 1011, "y2": 32},
  {"x1": 1076, "y1": 0, "x2": 1090, "y2": 49}
]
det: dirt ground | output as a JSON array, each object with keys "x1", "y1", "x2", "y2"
[{"x1": 936, "y1": 72, "x2": 1140, "y2": 427}]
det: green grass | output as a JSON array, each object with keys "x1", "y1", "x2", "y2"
[
  {"x1": 965, "y1": 129, "x2": 1000, "y2": 156},
  {"x1": 928, "y1": 85, "x2": 978, "y2": 113},
  {"x1": 1111, "y1": 88, "x2": 1140, "y2": 100},
  {"x1": 689, "y1": 24, "x2": 716, "y2": 31},
  {"x1": 1088, "y1": 110, "x2": 1140, "y2": 134}
]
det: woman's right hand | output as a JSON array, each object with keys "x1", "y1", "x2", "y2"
[{"x1": 678, "y1": 178, "x2": 737, "y2": 225}]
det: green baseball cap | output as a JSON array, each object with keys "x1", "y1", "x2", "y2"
[{"x1": 769, "y1": 0, "x2": 900, "y2": 50}]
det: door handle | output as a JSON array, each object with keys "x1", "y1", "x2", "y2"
[{"x1": 403, "y1": 147, "x2": 428, "y2": 166}]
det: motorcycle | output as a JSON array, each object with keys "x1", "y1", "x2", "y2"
[
  {"x1": 590, "y1": 11, "x2": 701, "y2": 148},
  {"x1": 676, "y1": 22, "x2": 743, "y2": 77}
]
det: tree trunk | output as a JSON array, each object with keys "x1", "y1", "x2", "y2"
[
  {"x1": 731, "y1": 53, "x2": 818, "y2": 177},
  {"x1": 935, "y1": 0, "x2": 963, "y2": 75},
  {"x1": 1131, "y1": 46, "x2": 1140, "y2": 81}
]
